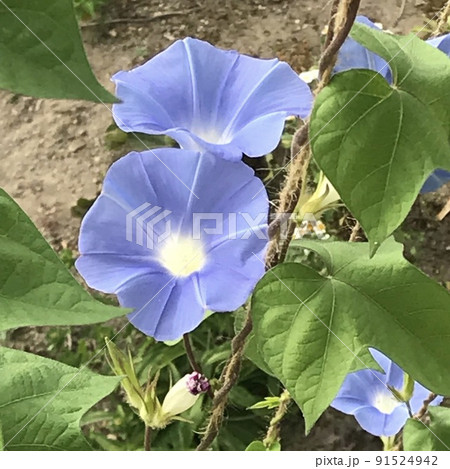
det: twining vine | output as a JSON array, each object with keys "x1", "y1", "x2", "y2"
[{"x1": 196, "y1": 0, "x2": 362, "y2": 451}]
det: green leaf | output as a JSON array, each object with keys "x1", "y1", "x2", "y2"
[
  {"x1": 404, "y1": 407, "x2": 450, "y2": 451},
  {"x1": 0, "y1": 0, "x2": 116, "y2": 102},
  {"x1": 268, "y1": 441, "x2": 281, "y2": 451},
  {"x1": 251, "y1": 238, "x2": 450, "y2": 432},
  {"x1": 310, "y1": 25, "x2": 450, "y2": 254},
  {"x1": 0, "y1": 346, "x2": 119, "y2": 450},
  {"x1": 248, "y1": 396, "x2": 281, "y2": 410},
  {"x1": 245, "y1": 440, "x2": 281, "y2": 451},
  {"x1": 0, "y1": 189, "x2": 129, "y2": 331},
  {"x1": 245, "y1": 440, "x2": 267, "y2": 451}
]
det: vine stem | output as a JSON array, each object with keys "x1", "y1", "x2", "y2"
[
  {"x1": 433, "y1": 0, "x2": 450, "y2": 36},
  {"x1": 196, "y1": 312, "x2": 253, "y2": 451},
  {"x1": 196, "y1": 0, "x2": 361, "y2": 451},
  {"x1": 414, "y1": 392, "x2": 437, "y2": 421},
  {"x1": 266, "y1": 0, "x2": 361, "y2": 269},
  {"x1": 263, "y1": 390, "x2": 291, "y2": 448},
  {"x1": 349, "y1": 221, "x2": 361, "y2": 242},
  {"x1": 144, "y1": 425, "x2": 152, "y2": 451}
]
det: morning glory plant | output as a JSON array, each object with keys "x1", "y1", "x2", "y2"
[
  {"x1": 1, "y1": 0, "x2": 450, "y2": 453},
  {"x1": 331, "y1": 349, "x2": 442, "y2": 438},
  {"x1": 334, "y1": 16, "x2": 450, "y2": 193},
  {"x1": 76, "y1": 148, "x2": 268, "y2": 340},
  {"x1": 112, "y1": 37, "x2": 313, "y2": 161}
]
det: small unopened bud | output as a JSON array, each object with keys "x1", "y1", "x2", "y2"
[
  {"x1": 296, "y1": 172, "x2": 341, "y2": 219},
  {"x1": 161, "y1": 372, "x2": 210, "y2": 417},
  {"x1": 186, "y1": 371, "x2": 210, "y2": 395}
]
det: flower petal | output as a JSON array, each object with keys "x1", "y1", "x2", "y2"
[
  {"x1": 75, "y1": 254, "x2": 160, "y2": 293},
  {"x1": 199, "y1": 238, "x2": 266, "y2": 311},
  {"x1": 354, "y1": 404, "x2": 409, "y2": 437},
  {"x1": 230, "y1": 112, "x2": 288, "y2": 157},
  {"x1": 370, "y1": 349, "x2": 404, "y2": 390},
  {"x1": 427, "y1": 34, "x2": 450, "y2": 56},
  {"x1": 118, "y1": 273, "x2": 205, "y2": 341},
  {"x1": 218, "y1": 56, "x2": 313, "y2": 135},
  {"x1": 332, "y1": 368, "x2": 387, "y2": 413},
  {"x1": 162, "y1": 374, "x2": 199, "y2": 416}
]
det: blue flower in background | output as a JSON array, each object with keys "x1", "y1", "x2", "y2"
[
  {"x1": 427, "y1": 33, "x2": 450, "y2": 56},
  {"x1": 331, "y1": 349, "x2": 442, "y2": 437},
  {"x1": 335, "y1": 17, "x2": 450, "y2": 80},
  {"x1": 334, "y1": 16, "x2": 392, "y2": 81},
  {"x1": 335, "y1": 17, "x2": 450, "y2": 193},
  {"x1": 76, "y1": 148, "x2": 268, "y2": 341},
  {"x1": 421, "y1": 169, "x2": 450, "y2": 193},
  {"x1": 112, "y1": 38, "x2": 313, "y2": 161}
]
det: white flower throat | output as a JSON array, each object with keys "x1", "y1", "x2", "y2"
[
  {"x1": 373, "y1": 391, "x2": 401, "y2": 415},
  {"x1": 158, "y1": 236, "x2": 206, "y2": 277}
]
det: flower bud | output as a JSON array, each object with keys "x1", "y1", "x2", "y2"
[
  {"x1": 296, "y1": 172, "x2": 341, "y2": 219},
  {"x1": 161, "y1": 372, "x2": 210, "y2": 417},
  {"x1": 105, "y1": 338, "x2": 146, "y2": 412}
]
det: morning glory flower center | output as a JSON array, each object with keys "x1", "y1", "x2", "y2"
[
  {"x1": 191, "y1": 124, "x2": 229, "y2": 145},
  {"x1": 373, "y1": 391, "x2": 401, "y2": 415},
  {"x1": 158, "y1": 236, "x2": 206, "y2": 277}
]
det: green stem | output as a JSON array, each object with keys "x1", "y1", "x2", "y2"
[
  {"x1": 381, "y1": 435, "x2": 396, "y2": 451},
  {"x1": 263, "y1": 389, "x2": 291, "y2": 449},
  {"x1": 144, "y1": 425, "x2": 152, "y2": 451}
]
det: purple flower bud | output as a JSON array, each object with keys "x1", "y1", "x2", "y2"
[{"x1": 186, "y1": 371, "x2": 210, "y2": 396}]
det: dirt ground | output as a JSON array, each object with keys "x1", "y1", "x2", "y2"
[{"x1": 0, "y1": 0, "x2": 449, "y2": 451}]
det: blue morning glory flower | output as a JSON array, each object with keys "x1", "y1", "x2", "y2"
[
  {"x1": 331, "y1": 349, "x2": 442, "y2": 437},
  {"x1": 335, "y1": 17, "x2": 450, "y2": 193},
  {"x1": 112, "y1": 38, "x2": 313, "y2": 161},
  {"x1": 76, "y1": 148, "x2": 268, "y2": 341}
]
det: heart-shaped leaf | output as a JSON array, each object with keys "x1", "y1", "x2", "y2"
[
  {"x1": 311, "y1": 24, "x2": 450, "y2": 254},
  {"x1": 251, "y1": 239, "x2": 450, "y2": 431}
]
